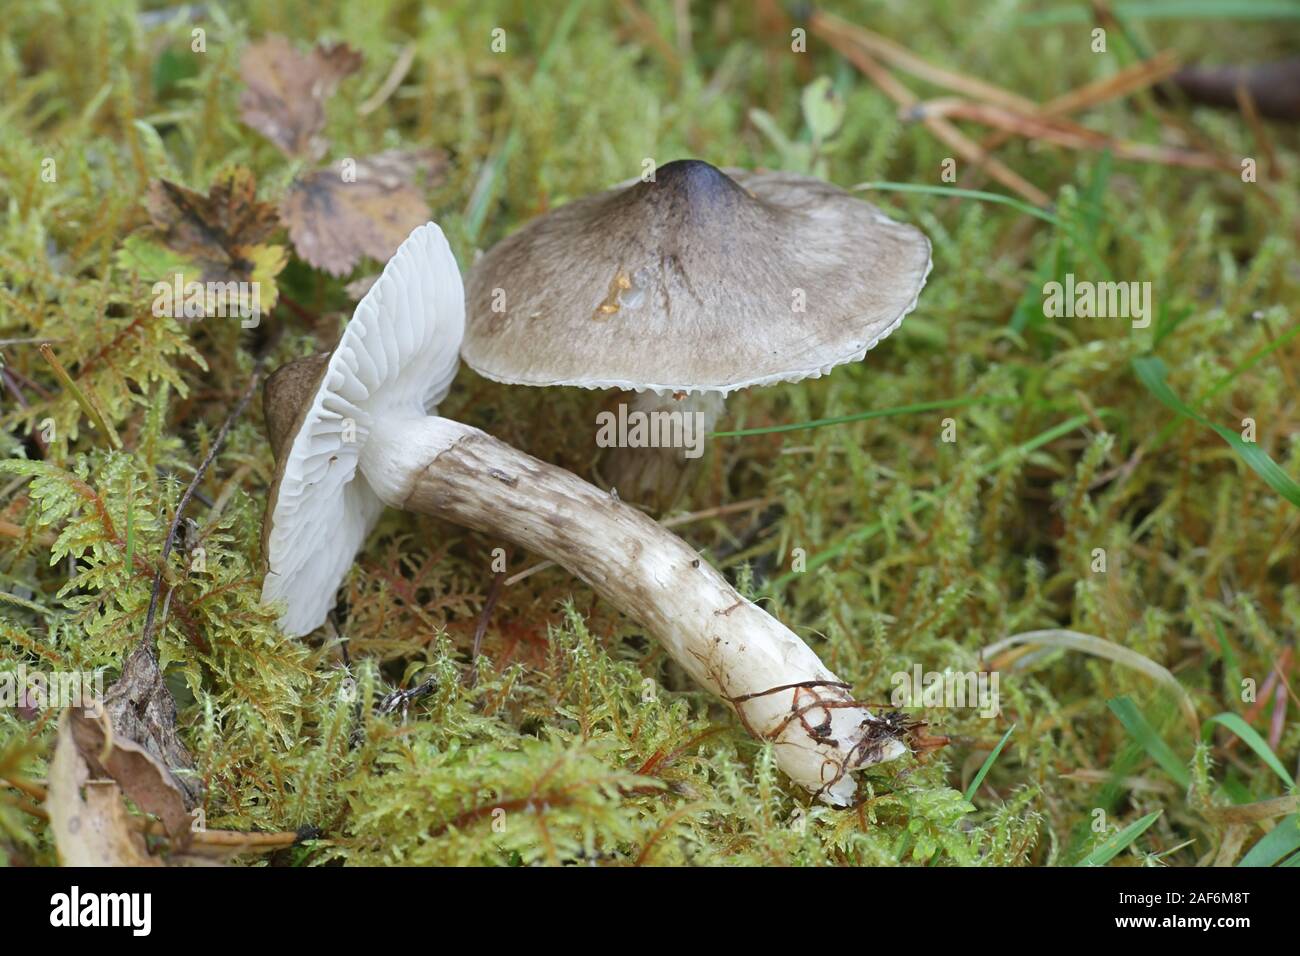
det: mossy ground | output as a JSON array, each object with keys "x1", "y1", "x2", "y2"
[{"x1": 1, "y1": 1, "x2": 1297, "y2": 866}]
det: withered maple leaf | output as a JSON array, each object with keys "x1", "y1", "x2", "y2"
[
  {"x1": 280, "y1": 149, "x2": 448, "y2": 276},
  {"x1": 145, "y1": 167, "x2": 287, "y2": 314},
  {"x1": 239, "y1": 35, "x2": 363, "y2": 160},
  {"x1": 146, "y1": 167, "x2": 279, "y2": 260}
]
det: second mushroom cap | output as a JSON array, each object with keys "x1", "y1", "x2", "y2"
[{"x1": 462, "y1": 159, "x2": 931, "y2": 395}]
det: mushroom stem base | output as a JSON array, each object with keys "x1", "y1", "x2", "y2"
[{"x1": 362, "y1": 416, "x2": 906, "y2": 804}]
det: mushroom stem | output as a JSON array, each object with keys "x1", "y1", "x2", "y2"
[
  {"x1": 599, "y1": 389, "x2": 726, "y2": 511},
  {"x1": 361, "y1": 415, "x2": 905, "y2": 804}
]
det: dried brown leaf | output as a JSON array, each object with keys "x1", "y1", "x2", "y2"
[
  {"x1": 46, "y1": 710, "x2": 161, "y2": 867},
  {"x1": 69, "y1": 707, "x2": 193, "y2": 846},
  {"x1": 144, "y1": 168, "x2": 287, "y2": 316},
  {"x1": 103, "y1": 643, "x2": 203, "y2": 811},
  {"x1": 281, "y1": 149, "x2": 448, "y2": 276},
  {"x1": 239, "y1": 35, "x2": 363, "y2": 160},
  {"x1": 146, "y1": 166, "x2": 280, "y2": 264}
]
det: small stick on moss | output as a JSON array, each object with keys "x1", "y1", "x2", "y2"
[
  {"x1": 276, "y1": 293, "x2": 320, "y2": 326},
  {"x1": 141, "y1": 364, "x2": 262, "y2": 650},
  {"x1": 467, "y1": 569, "x2": 505, "y2": 688},
  {"x1": 38, "y1": 343, "x2": 121, "y2": 450},
  {"x1": 140, "y1": 820, "x2": 305, "y2": 849},
  {"x1": 357, "y1": 42, "x2": 416, "y2": 115},
  {"x1": 809, "y1": 10, "x2": 1050, "y2": 207},
  {"x1": 1, "y1": 792, "x2": 48, "y2": 821},
  {"x1": 1, "y1": 787, "x2": 304, "y2": 855}
]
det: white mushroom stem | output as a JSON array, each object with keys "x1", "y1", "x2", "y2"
[
  {"x1": 635, "y1": 388, "x2": 728, "y2": 436},
  {"x1": 599, "y1": 389, "x2": 727, "y2": 509},
  {"x1": 361, "y1": 415, "x2": 906, "y2": 804}
]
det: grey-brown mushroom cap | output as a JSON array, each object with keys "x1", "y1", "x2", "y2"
[{"x1": 462, "y1": 160, "x2": 932, "y2": 395}]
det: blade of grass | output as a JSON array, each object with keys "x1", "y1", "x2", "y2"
[
  {"x1": 1213, "y1": 621, "x2": 1244, "y2": 703},
  {"x1": 38, "y1": 343, "x2": 121, "y2": 450},
  {"x1": 1201, "y1": 321, "x2": 1300, "y2": 401},
  {"x1": 712, "y1": 395, "x2": 1011, "y2": 438},
  {"x1": 1077, "y1": 810, "x2": 1162, "y2": 866},
  {"x1": 1203, "y1": 712, "x2": 1295, "y2": 789},
  {"x1": 1147, "y1": 322, "x2": 1300, "y2": 448},
  {"x1": 1239, "y1": 813, "x2": 1300, "y2": 867},
  {"x1": 463, "y1": 0, "x2": 586, "y2": 244},
  {"x1": 1019, "y1": 2, "x2": 1300, "y2": 27},
  {"x1": 1081, "y1": 151, "x2": 1112, "y2": 242},
  {"x1": 1152, "y1": 301, "x2": 1194, "y2": 349},
  {"x1": 1010, "y1": 246, "x2": 1061, "y2": 333},
  {"x1": 1108, "y1": 696, "x2": 1191, "y2": 788},
  {"x1": 852, "y1": 181, "x2": 1059, "y2": 224},
  {"x1": 982, "y1": 631, "x2": 1198, "y2": 732},
  {"x1": 964, "y1": 725, "x2": 1015, "y2": 803},
  {"x1": 1133, "y1": 355, "x2": 1300, "y2": 508},
  {"x1": 853, "y1": 181, "x2": 1117, "y2": 294}
]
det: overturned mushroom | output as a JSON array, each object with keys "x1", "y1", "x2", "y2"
[
  {"x1": 461, "y1": 159, "x2": 931, "y2": 508},
  {"x1": 260, "y1": 223, "x2": 906, "y2": 804}
]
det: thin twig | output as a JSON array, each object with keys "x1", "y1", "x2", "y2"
[
  {"x1": 141, "y1": 365, "x2": 262, "y2": 650},
  {"x1": 1, "y1": 774, "x2": 47, "y2": 802},
  {"x1": 467, "y1": 570, "x2": 506, "y2": 688},
  {"x1": 907, "y1": 97, "x2": 1236, "y2": 171},
  {"x1": 955, "y1": 48, "x2": 1181, "y2": 200},
  {"x1": 812, "y1": 8, "x2": 1037, "y2": 113},
  {"x1": 810, "y1": 13, "x2": 1051, "y2": 207},
  {"x1": 358, "y1": 43, "x2": 416, "y2": 115},
  {"x1": 1, "y1": 364, "x2": 53, "y2": 399},
  {"x1": 38, "y1": 343, "x2": 121, "y2": 450},
  {"x1": 141, "y1": 820, "x2": 304, "y2": 848},
  {"x1": 276, "y1": 293, "x2": 320, "y2": 325}
]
